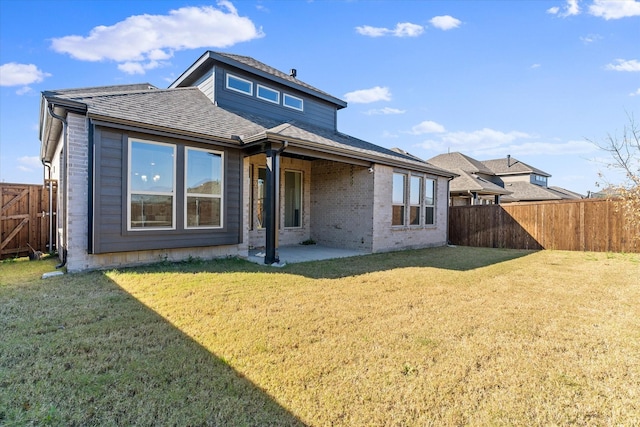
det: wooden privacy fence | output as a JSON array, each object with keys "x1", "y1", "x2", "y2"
[
  {"x1": 1, "y1": 182, "x2": 57, "y2": 259},
  {"x1": 449, "y1": 198, "x2": 639, "y2": 253}
]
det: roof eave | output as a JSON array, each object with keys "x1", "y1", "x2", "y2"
[
  {"x1": 244, "y1": 132, "x2": 456, "y2": 177},
  {"x1": 87, "y1": 113, "x2": 243, "y2": 147}
]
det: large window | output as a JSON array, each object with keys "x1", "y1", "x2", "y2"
[
  {"x1": 185, "y1": 148, "x2": 223, "y2": 228},
  {"x1": 409, "y1": 176, "x2": 422, "y2": 225},
  {"x1": 392, "y1": 173, "x2": 436, "y2": 227},
  {"x1": 425, "y1": 178, "x2": 436, "y2": 225},
  {"x1": 284, "y1": 170, "x2": 302, "y2": 228},
  {"x1": 128, "y1": 140, "x2": 176, "y2": 230},
  {"x1": 392, "y1": 173, "x2": 406, "y2": 226},
  {"x1": 226, "y1": 74, "x2": 252, "y2": 95}
]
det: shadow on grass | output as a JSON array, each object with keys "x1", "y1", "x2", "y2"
[
  {"x1": 0, "y1": 261, "x2": 306, "y2": 426},
  {"x1": 285, "y1": 246, "x2": 537, "y2": 279},
  {"x1": 128, "y1": 246, "x2": 537, "y2": 280}
]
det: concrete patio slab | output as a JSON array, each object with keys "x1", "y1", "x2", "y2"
[{"x1": 247, "y1": 245, "x2": 369, "y2": 265}]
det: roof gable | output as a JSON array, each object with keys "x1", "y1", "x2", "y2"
[
  {"x1": 170, "y1": 51, "x2": 347, "y2": 109},
  {"x1": 428, "y1": 152, "x2": 494, "y2": 175},
  {"x1": 449, "y1": 169, "x2": 512, "y2": 195},
  {"x1": 482, "y1": 156, "x2": 550, "y2": 177}
]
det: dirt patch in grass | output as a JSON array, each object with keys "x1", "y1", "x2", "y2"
[{"x1": 2, "y1": 247, "x2": 639, "y2": 425}]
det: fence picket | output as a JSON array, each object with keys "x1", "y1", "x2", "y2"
[{"x1": 449, "y1": 199, "x2": 638, "y2": 253}]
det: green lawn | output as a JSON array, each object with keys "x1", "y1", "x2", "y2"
[{"x1": 1, "y1": 247, "x2": 639, "y2": 426}]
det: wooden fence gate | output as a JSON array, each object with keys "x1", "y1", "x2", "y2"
[{"x1": 0, "y1": 182, "x2": 57, "y2": 260}]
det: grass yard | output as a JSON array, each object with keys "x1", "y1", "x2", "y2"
[{"x1": 1, "y1": 246, "x2": 639, "y2": 426}]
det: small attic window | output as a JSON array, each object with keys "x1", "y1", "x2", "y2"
[
  {"x1": 283, "y1": 93, "x2": 303, "y2": 111},
  {"x1": 257, "y1": 84, "x2": 279, "y2": 104},
  {"x1": 226, "y1": 74, "x2": 252, "y2": 95}
]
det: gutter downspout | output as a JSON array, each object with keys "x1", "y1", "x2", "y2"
[
  {"x1": 42, "y1": 160, "x2": 54, "y2": 253},
  {"x1": 47, "y1": 103, "x2": 68, "y2": 269},
  {"x1": 447, "y1": 177, "x2": 454, "y2": 245}
]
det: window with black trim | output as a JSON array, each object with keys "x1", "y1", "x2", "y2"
[
  {"x1": 128, "y1": 139, "x2": 176, "y2": 230},
  {"x1": 185, "y1": 147, "x2": 223, "y2": 228}
]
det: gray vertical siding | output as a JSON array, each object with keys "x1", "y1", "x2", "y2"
[
  {"x1": 92, "y1": 126, "x2": 242, "y2": 254},
  {"x1": 213, "y1": 65, "x2": 338, "y2": 130}
]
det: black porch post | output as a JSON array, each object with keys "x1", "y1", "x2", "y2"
[{"x1": 264, "y1": 147, "x2": 280, "y2": 264}]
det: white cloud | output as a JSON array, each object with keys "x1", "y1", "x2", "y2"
[
  {"x1": 580, "y1": 33, "x2": 602, "y2": 44},
  {"x1": 630, "y1": 88, "x2": 640, "y2": 96},
  {"x1": 343, "y1": 86, "x2": 391, "y2": 103},
  {"x1": 117, "y1": 60, "x2": 162, "y2": 75},
  {"x1": 17, "y1": 156, "x2": 42, "y2": 172},
  {"x1": 355, "y1": 22, "x2": 424, "y2": 37},
  {"x1": 429, "y1": 15, "x2": 461, "y2": 31},
  {"x1": 531, "y1": 63, "x2": 541, "y2": 69},
  {"x1": 589, "y1": 0, "x2": 640, "y2": 19},
  {"x1": 416, "y1": 127, "x2": 534, "y2": 152},
  {"x1": 605, "y1": 59, "x2": 640, "y2": 72},
  {"x1": 364, "y1": 107, "x2": 406, "y2": 115},
  {"x1": 414, "y1": 123, "x2": 597, "y2": 158},
  {"x1": 547, "y1": 0, "x2": 580, "y2": 17},
  {"x1": 409, "y1": 120, "x2": 446, "y2": 135},
  {"x1": 474, "y1": 140, "x2": 597, "y2": 157},
  {"x1": 50, "y1": 2, "x2": 263, "y2": 74},
  {"x1": 0, "y1": 63, "x2": 51, "y2": 87}
]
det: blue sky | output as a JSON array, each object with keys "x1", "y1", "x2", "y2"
[{"x1": 1, "y1": 0, "x2": 638, "y2": 194}]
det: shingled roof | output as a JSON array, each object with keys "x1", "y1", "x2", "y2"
[
  {"x1": 428, "y1": 152, "x2": 494, "y2": 175},
  {"x1": 449, "y1": 170, "x2": 511, "y2": 195},
  {"x1": 41, "y1": 84, "x2": 453, "y2": 176},
  {"x1": 501, "y1": 181, "x2": 569, "y2": 202},
  {"x1": 482, "y1": 156, "x2": 550, "y2": 177}
]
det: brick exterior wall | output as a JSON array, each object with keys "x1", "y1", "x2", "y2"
[
  {"x1": 56, "y1": 117, "x2": 448, "y2": 272},
  {"x1": 247, "y1": 154, "x2": 311, "y2": 249},
  {"x1": 310, "y1": 161, "x2": 374, "y2": 251},
  {"x1": 371, "y1": 165, "x2": 449, "y2": 253}
]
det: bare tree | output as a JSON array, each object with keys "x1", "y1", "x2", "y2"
[{"x1": 588, "y1": 113, "x2": 640, "y2": 233}]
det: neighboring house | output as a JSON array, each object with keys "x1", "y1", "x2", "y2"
[
  {"x1": 39, "y1": 51, "x2": 455, "y2": 272},
  {"x1": 427, "y1": 152, "x2": 511, "y2": 206},
  {"x1": 482, "y1": 156, "x2": 583, "y2": 203}
]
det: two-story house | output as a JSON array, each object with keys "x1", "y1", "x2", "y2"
[
  {"x1": 482, "y1": 156, "x2": 583, "y2": 203},
  {"x1": 427, "y1": 152, "x2": 512, "y2": 206},
  {"x1": 39, "y1": 51, "x2": 455, "y2": 272}
]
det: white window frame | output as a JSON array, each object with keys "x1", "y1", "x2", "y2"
[
  {"x1": 257, "y1": 84, "x2": 280, "y2": 104},
  {"x1": 127, "y1": 138, "x2": 176, "y2": 231},
  {"x1": 283, "y1": 93, "x2": 304, "y2": 111},
  {"x1": 226, "y1": 73, "x2": 253, "y2": 96},
  {"x1": 184, "y1": 147, "x2": 224, "y2": 230}
]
